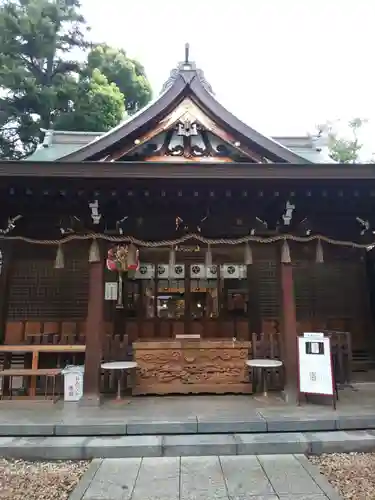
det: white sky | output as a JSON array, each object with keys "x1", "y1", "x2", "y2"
[{"x1": 80, "y1": 0, "x2": 374, "y2": 145}]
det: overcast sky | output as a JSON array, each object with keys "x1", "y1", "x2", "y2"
[{"x1": 80, "y1": 0, "x2": 374, "y2": 144}]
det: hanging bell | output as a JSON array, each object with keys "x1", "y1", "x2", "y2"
[
  {"x1": 88, "y1": 239, "x2": 101, "y2": 263},
  {"x1": 54, "y1": 244, "x2": 64, "y2": 269},
  {"x1": 244, "y1": 242, "x2": 253, "y2": 265}
]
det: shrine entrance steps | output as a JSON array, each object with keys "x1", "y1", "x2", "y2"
[
  {"x1": 0, "y1": 391, "x2": 375, "y2": 459},
  {"x1": 0, "y1": 430, "x2": 375, "y2": 460}
]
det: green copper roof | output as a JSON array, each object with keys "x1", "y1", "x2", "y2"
[
  {"x1": 25, "y1": 130, "x2": 103, "y2": 161},
  {"x1": 25, "y1": 143, "x2": 79, "y2": 161}
]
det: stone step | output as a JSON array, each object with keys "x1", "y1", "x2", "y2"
[
  {"x1": 1, "y1": 430, "x2": 375, "y2": 460},
  {"x1": 1, "y1": 411, "x2": 375, "y2": 437}
]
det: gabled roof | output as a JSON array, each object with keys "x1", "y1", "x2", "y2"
[
  {"x1": 26, "y1": 129, "x2": 327, "y2": 162},
  {"x1": 57, "y1": 50, "x2": 310, "y2": 164}
]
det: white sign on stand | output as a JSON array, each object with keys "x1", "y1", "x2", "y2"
[
  {"x1": 298, "y1": 332, "x2": 335, "y2": 401},
  {"x1": 105, "y1": 282, "x2": 118, "y2": 301}
]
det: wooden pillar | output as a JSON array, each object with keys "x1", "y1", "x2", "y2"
[
  {"x1": 217, "y1": 265, "x2": 224, "y2": 336},
  {"x1": 153, "y1": 264, "x2": 159, "y2": 336},
  {"x1": 122, "y1": 274, "x2": 128, "y2": 340},
  {"x1": 280, "y1": 250, "x2": 298, "y2": 403},
  {"x1": 184, "y1": 273, "x2": 192, "y2": 335},
  {"x1": 0, "y1": 241, "x2": 13, "y2": 343},
  {"x1": 0, "y1": 242, "x2": 13, "y2": 397},
  {"x1": 247, "y1": 264, "x2": 262, "y2": 336},
  {"x1": 137, "y1": 280, "x2": 144, "y2": 339},
  {"x1": 82, "y1": 257, "x2": 104, "y2": 404}
]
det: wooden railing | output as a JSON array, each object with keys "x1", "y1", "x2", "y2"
[
  {"x1": 323, "y1": 330, "x2": 352, "y2": 385},
  {"x1": 250, "y1": 332, "x2": 284, "y2": 391}
]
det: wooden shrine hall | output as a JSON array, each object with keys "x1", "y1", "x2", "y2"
[{"x1": 0, "y1": 46, "x2": 375, "y2": 402}]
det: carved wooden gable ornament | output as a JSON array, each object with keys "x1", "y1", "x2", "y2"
[{"x1": 107, "y1": 99, "x2": 265, "y2": 163}]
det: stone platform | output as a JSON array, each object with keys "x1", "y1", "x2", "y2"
[
  {"x1": 0, "y1": 390, "x2": 374, "y2": 437},
  {"x1": 0, "y1": 390, "x2": 374, "y2": 459}
]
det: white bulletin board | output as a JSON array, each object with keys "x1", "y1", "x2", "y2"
[{"x1": 298, "y1": 333, "x2": 334, "y2": 396}]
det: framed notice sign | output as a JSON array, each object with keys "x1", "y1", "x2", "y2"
[
  {"x1": 297, "y1": 332, "x2": 336, "y2": 409},
  {"x1": 104, "y1": 282, "x2": 118, "y2": 301}
]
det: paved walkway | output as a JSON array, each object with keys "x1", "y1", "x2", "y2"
[{"x1": 70, "y1": 455, "x2": 342, "y2": 500}]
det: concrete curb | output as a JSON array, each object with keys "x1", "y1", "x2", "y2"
[
  {"x1": 295, "y1": 454, "x2": 344, "y2": 500},
  {"x1": 0, "y1": 430, "x2": 375, "y2": 459},
  {"x1": 68, "y1": 459, "x2": 102, "y2": 500}
]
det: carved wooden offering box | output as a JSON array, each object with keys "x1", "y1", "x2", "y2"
[{"x1": 133, "y1": 338, "x2": 252, "y2": 395}]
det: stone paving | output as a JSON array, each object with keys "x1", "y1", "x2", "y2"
[
  {"x1": 0, "y1": 388, "x2": 375, "y2": 438},
  {"x1": 69, "y1": 455, "x2": 343, "y2": 500}
]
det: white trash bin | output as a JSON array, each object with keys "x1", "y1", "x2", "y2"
[{"x1": 61, "y1": 365, "x2": 85, "y2": 402}]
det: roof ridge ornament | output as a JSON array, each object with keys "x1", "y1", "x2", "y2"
[
  {"x1": 160, "y1": 43, "x2": 214, "y2": 95},
  {"x1": 184, "y1": 43, "x2": 190, "y2": 66}
]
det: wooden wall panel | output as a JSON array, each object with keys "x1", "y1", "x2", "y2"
[
  {"x1": 289, "y1": 246, "x2": 371, "y2": 351},
  {"x1": 7, "y1": 244, "x2": 89, "y2": 321},
  {"x1": 293, "y1": 260, "x2": 315, "y2": 322},
  {"x1": 255, "y1": 261, "x2": 280, "y2": 319},
  {"x1": 4, "y1": 321, "x2": 24, "y2": 344}
]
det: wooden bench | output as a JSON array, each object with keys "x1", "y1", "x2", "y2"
[
  {"x1": 0, "y1": 368, "x2": 62, "y2": 400},
  {"x1": 0, "y1": 345, "x2": 85, "y2": 397}
]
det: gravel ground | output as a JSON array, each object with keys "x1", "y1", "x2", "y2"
[
  {"x1": 310, "y1": 453, "x2": 375, "y2": 500},
  {"x1": 0, "y1": 459, "x2": 89, "y2": 500}
]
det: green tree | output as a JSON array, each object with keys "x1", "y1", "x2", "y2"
[
  {"x1": 55, "y1": 68, "x2": 125, "y2": 132},
  {"x1": 0, "y1": 1, "x2": 153, "y2": 159},
  {"x1": 317, "y1": 118, "x2": 367, "y2": 163},
  {"x1": 86, "y1": 44, "x2": 152, "y2": 115},
  {"x1": 0, "y1": 0, "x2": 89, "y2": 158}
]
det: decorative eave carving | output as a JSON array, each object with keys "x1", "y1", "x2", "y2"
[{"x1": 107, "y1": 99, "x2": 264, "y2": 163}]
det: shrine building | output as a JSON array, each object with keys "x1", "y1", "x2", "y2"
[{"x1": 0, "y1": 47, "x2": 374, "y2": 401}]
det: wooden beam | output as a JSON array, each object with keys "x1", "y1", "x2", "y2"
[
  {"x1": 3, "y1": 161, "x2": 375, "y2": 180},
  {"x1": 82, "y1": 256, "x2": 104, "y2": 405}
]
